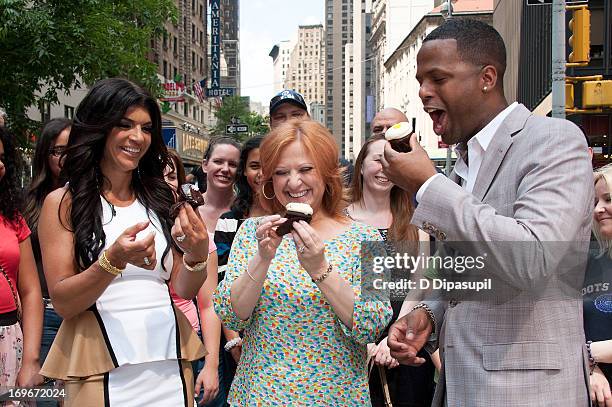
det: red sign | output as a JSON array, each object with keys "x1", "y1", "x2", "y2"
[{"x1": 160, "y1": 82, "x2": 186, "y2": 102}]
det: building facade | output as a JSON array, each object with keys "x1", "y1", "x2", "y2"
[
  {"x1": 325, "y1": 0, "x2": 354, "y2": 156},
  {"x1": 220, "y1": 0, "x2": 240, "y2": 92},
  {"x1": 285, "y1": 25, "x2": 326, "y2": 105},
  {"x1": 150, "y1": 0, "x2": 213, "y2": 165},
  {"x1": 269, "y1": 39, "x2": 296, "y2": 93}
]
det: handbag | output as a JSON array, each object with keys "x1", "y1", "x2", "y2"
[
  {"x1": 368, "y1": 350, "x2": 394, "y2": 407},
  {"x1": 0, "y1": 264, "x2": 21, "y2": 325}
]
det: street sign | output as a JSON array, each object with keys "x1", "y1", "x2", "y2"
[
  {"x1": 206, "y1": 87, "x2": 235, "y2": 97},
  {"x1": 527, "y1": 0, "x2": 587, "y2": 4},
  {"x1": 226, "y1": 124, "x2": 249, "y2": 134}
]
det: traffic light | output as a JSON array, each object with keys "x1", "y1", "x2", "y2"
[
  {"x1": 582, "y1": 81, "x2": 612, "y2": 108},
  {"x1": 568, "y1": 6, "x2": 590, "y2": 64}
]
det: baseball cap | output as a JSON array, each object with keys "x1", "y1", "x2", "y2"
[{"x1": 269, "y1": 90, "x2": 308, "y2": 115}]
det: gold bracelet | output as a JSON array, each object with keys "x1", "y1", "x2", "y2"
[
  {"x1": 182, "y1": 254, "x2": 207, "y2": 273},
  {"x1": 99, "y1": 250, "x2": 124, "y2": 276},
  {"x1": 312, "y1": 263, "x2": 333, "y2": 284}
]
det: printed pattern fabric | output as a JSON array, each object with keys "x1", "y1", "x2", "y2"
[
  {"x1": 0, "y1": 322, "x2": 32, "y2": 407},
  {"x1": 214, "y1": 218, "x2": 392, "y2": 406}
]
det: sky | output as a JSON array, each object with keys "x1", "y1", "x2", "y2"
[{"x1": 240, "y1": 0, "x2": 325, "y2": 106}]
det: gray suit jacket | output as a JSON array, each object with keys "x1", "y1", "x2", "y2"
[{"x1": 413, "y1": 104, "x2": 592, "y2": 406}]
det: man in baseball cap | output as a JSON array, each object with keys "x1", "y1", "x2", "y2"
[{"x1": 269, "y1": 89, "x2": 309, "y2": 129}]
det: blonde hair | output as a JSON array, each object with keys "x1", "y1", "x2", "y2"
[{"x1": 593, "y1": 164, "x2": 612, "y2": 258}]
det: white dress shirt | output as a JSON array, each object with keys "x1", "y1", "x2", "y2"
[{"x1": 416, "y1": 102, "x2": 518, "y2": 200}]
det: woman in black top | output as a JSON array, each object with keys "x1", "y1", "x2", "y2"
[
  {"x1": 347, "y1": 136, "x2": 435, "y2": 407},
  {"x1": 212, "y1": 135, "x2": 264, "y2": 405},
  {"x1": 586, "y1": 164, "x2": 612, "y2": 406}
]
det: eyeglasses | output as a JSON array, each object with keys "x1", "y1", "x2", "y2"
[{"x1": 49, "y1": 146, "x2": 67, "y2": 157}]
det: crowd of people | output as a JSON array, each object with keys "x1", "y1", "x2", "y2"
[{"x1": 0, "y1": 18, "x2": 610, "y2": 407}]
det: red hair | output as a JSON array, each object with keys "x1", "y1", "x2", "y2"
[{"x1": 259, "y1": 119, "x2": 347, "y2": 219}]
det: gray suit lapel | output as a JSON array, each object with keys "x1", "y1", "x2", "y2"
[{"x1": 471, "y1": 104, "x2": 532, "y2": 201}]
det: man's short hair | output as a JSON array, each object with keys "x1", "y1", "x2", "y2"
[{"x1": 424, "y1": 19, "x2": 506, "y2": 81}]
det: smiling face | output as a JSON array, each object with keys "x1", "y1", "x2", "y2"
[
  {"x1": 100, "y1": 106, "x2": 152, "y2": 176},
  {"x1": 595, "y1": 177, "x2": 612, "y2": 239},
  {"x1": 361, "y1": 139, "x2": 393, "y2": 194},
  {"x1": 202, "y1": 143, "x2": 240, "y2": 192},
  {"x1": 272, "y1": 141, "x2": 324, "y2": 212},
  {"x1": 416, "y1": 39, "x2": 486, "y2": 145},
  {"x1": 244, "y1": 148, "x2": 262, "y2": 192}
]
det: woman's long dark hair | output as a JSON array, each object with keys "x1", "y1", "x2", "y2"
[
  {"x1": 61, "y1": 78, "x2": 175, "y2": 271},
  {"x1": 23, "y1": 118, "x2": 72, "y2": 230},
  {"x1": 230, "y1": 135, "x2": 263, "y2": 217},
  {"x1": 0, "y1": 126, "x2": 22, "y2": 222}
]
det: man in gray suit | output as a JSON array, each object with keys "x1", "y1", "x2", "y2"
[{"x1": 382, "y1": 19, "x2": 592, "y2": 406}]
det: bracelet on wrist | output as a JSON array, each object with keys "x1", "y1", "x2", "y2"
[
  {"x1": 224, "y1": 337, "x2": 243, "y2": 352},
  {"x1": 312, "y1": 263, "x2": 333, "y2": 284},
  {"x1": 99, "y1": 250, "x2": 124, "y2": 276},
  {"x1": 411, "y1": 303, "x2": 436, "y2": 334},
  {"x1": 586, "y1": 340, "x2": 598, "y2": 375},
  {"x1": 182, "y1": 254, "x2": 207, "y2": 273}
]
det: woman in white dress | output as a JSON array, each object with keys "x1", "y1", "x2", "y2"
[{"x1": 38, "y1": 78, "x2": 209, "y2": 406}]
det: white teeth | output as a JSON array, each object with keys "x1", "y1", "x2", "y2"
[
  {"x1": 122, "y1": 147, "x2": 140, "y2": 154},
  {"x1": 288, "y1": 190, "x2": 308, "y2": 198}
]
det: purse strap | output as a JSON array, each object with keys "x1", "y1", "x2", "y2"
[{"x1": 0, "y1": 264, "x2": 21, "y2": 323}]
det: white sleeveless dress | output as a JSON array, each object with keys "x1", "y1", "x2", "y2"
[{"x1": 97, "y1": 197, "x2": 187, "y2": 406}]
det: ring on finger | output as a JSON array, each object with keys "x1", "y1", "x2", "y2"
[
  {"x1": 176, "y1": 234, "x2": 186, "y2": 243},
  {"x1": 298, "y1": 245, "x2": 306, "y2": 253},
  {"x1": 256, "y1": 233, "x2": 266, "y2": 241},
  {"x1": 143, "y1": 256, "x2": 151, "y2": 266}
]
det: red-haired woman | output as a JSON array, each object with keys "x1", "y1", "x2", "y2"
[
  {"x1": 213, "y1": 119, "x2": 392, "y2": 406},
  {"x1": 348, "y1": 136, "x2": 435, "y2": 407}
]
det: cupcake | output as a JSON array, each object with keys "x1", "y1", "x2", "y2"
[
  {"x1": 275, "y1": 202, "x2": 313, "y2": 236},
  {"x1": 385, "y1": 122, "x2": 413, "y2": 153},
  {"x1": 169, "y1": 184, "x2": 205, "y2": 218}
]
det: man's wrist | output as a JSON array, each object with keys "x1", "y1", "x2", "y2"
[{"x1": 411, "y1": 303, "x2": 436, "y2": 334}]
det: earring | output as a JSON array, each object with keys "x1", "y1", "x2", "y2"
[
  {"x1": 483, "y1": 86, "x2": 488, "y2": 92},
  {"x1": 261, "y1": 181, "x2": 275, "y2": 200}
]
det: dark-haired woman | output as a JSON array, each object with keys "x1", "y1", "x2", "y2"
[
  {"x1": 23, "y1": 118, "x2": 71, "y2": 386},
  {"x1": 348, "y1": 136, "x2": 435, "y2": 407},
  {"x1": 212, "y1": 135, "x2": 264, "y2": 404},
  {"x1": 38, "y1": 78, "x2": 209, "y2": 406},
  {"x1": 0, "y1": 127, "x2": 45, "y2": 404}
]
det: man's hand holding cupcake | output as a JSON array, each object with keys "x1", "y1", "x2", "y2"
[{"x1": 381, "y1": 130, "x2": 437, "y2": 194}]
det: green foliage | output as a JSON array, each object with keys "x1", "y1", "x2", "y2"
[
  {"x1": 211, "y1": 96, "x2": 269, "y2": 142},
  {"x1": 0, "y1": 0, "x2": 177, "y2": 144}
]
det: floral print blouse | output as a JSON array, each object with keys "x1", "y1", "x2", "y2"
[{"x1": 214, "y1": 218, "x2": 392, "y2": 406}]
